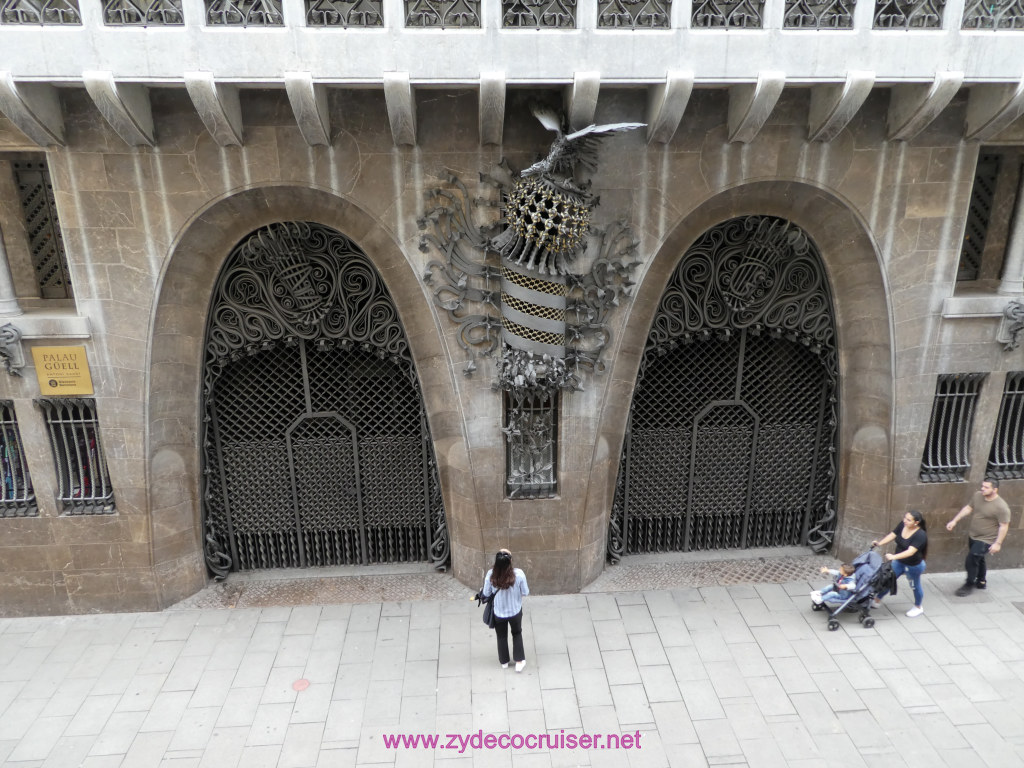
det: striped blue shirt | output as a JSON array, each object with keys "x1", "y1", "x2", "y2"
[{"x1": 482, "y1": 568, "x2": 529, "y2": 618}]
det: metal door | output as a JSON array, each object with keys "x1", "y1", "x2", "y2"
[
  {"x1": 608, "y1": 216, "x2": 838, "y2": 560},
  {"x1": 200, "y1": 222, "x2": 449, "y2": 576}
]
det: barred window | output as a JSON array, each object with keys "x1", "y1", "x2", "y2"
[
  {"x1": 12, "y1": 159, "x2": 74, "y2": 299},
  {"x1": 35, "y1": 398, "x2": 115, "y2": 514},
  {"x1": 0, "y1": 401, "x2": 36, "y2": 517},
  {"x1": 920, "y1": 373, "x2": 986, "y2": 483},
  {"x1": 987, "y1": 372, "x2": 1024, "y2": 479},
  {"x1": 504, "y1": 390, "x2": 557, "y2": 499}
]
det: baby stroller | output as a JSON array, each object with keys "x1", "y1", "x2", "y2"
[{"x1": 811, "y1": 548, "x2": 895, "y2": 631}]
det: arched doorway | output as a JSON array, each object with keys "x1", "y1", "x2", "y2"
[
  {"x1": 608, "y1": 215, "x2": 838, "y2": 561},
  {"x1": 200, "y1": 221, "x2": 448, "y2": 577}
]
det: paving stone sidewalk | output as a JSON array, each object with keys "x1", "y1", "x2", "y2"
[{"x1": 1, "y1": 562, "x2": 1023, "y2": 767}]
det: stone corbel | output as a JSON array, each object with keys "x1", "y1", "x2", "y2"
[
  {"x1": 965, "y1": 78, "x2": 1024, "y2": 142},
  {"x1": 887, "y1": 72, "x2": 964, "y2": 142},
  {"x1": 0, "y1": 72, "x2": 65, "y2": 147},
  {"x1": 383, "y1": 72, "x2": 416, "y2": 147},
  {"x1": 1002, "y1": 299, "x2": 1024, "y2": 351},
  {"x1": 83, "y1": 71, "x2": 155, "y2": 147},
  {"x1": 479, "y1": 72, "x2": 506, "y2": 147},
  {"x1": 566, "y1": 71, "x2": 600, "y2": 131},
  {"x1": 0, "y1": 323, "x2": 24, "y2": 377},
  {"x1": 284, "y1": 72, "x2": 331, "y2": 147},
  {"x1": 728, "y1": 72, "x2": 786, "y2": 143},
  {"x1": 184, "y1": 72, "x2": 243, "y2": 147},
  {"x1": 646, "y1": 71, "x2": 693, "y2": 145},
  {"x1": 808, "y1": 71, "x2": 875, "y2": 142}
]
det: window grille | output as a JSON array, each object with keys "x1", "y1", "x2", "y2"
[
  {"x1": 784, "y1": 0, "x2": 854, "y2": 27},
  {"x1": 0, "y1": 0, "x2": 80, "y2": 24},
  {"x1": 987, "y1": 372, "x2": 1024, "y2": 479},
  {"x1": 206, "y1": 0, "x2": 282, "y2": 25},
  {"x1": 873, "y1": 0, "x2": 945, "y2": 27},
  {"x1": 405, "y1": 0, "x2": 479, "y2": 26},
  {"x1": 962, "y1": 0, "x2": 1024, "y2": 28},
  {"x1": 502, "y1": 0, "x2": 576, "y2": 28},
  {"x1": 35, "y1": 398, "x2": 115, "y2": 514},
  {"x1": 692, "y1": 0, "x2": 764, "y2": 27},
  {"x1": 0, "y1": 401, "x2": 36, "y2": 518},
  {"x1": 505, "y1": 390, "x2": 557, "y2": 499},
  {"x1": 958, "y1": 153, "x2": 1001, "y2": 282},
  {"x1": 12, "y1": 160, "x2": 74, "y2": 299},
  {"x1": 598, "y1": 0, "x2": 670, "y2": 27},
  {"x1": 306, "y1": 0, "x2": 382, "y2": 25},
  {"x1": 920, "y1": 373, "x2": 986, "y2": 483},
  {"x1": 103, "y1": 0, "x2": 183, "y2": 24}
]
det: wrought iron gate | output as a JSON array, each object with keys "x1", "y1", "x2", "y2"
[
  {"x1": 608, "y1": 216, "x2": 838, "y2": 561},
  {"x1": 201, "y1": 222, "x2": 448, "y2": 577}
]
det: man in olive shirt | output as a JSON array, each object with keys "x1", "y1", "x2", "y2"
[{"x1": 947, "y1": 478, "x2": 1011, "y2": 596}]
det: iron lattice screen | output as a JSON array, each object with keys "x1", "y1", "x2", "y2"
[
  {"x1": 201, "y1": 222, "x2": 448, "y2": 576},
  {"x1": 12, "y1": 161, "x2": 73, "y2": 299},
  {"x1": 610, "y1": 216, "x2": 839, "y2": 560},
  {"x1": 0, "y1": 401, "x2": 36, "y2": 517},
  {"x1": 35, "y1": 398, "x2": 115, "y2": 514},
  {"x1": 958, "y1": 154, "x2": 1001, "y2": 282},
  {"x1": 987, "y1": 371, "x2": 1024, "y2": 480},
  {"x1": 504, "y1": 390, "x2": 558, "y2": 499},
  {"x1": 920, "y1": 373, "x2": 987, "y2": 482}
]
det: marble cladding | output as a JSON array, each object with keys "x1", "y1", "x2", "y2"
[{"x1": 0, "y1": 85, "x2": 1021, "y2": 615}]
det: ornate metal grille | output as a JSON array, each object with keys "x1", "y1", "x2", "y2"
[
  {"x1": 692, "y1": 0, "x2": 764, "y2": 27},
  {"x1": 609, "y1": 216, "x2": 838, "y2": 561},
  {"x1": 986, "y1": 372, "x2": 1024, "y2": 479},
  {"x1": 598, "y1": 0, "x2": 671, "y2": 27},
  {"x1": 920, "y1": 373, "x2": 986, "y2": 482},
  {"x1": 505, "y1": 390, "x2": 557, "y2": 498},
  {"x1": 201, "y1": 222, "x2": 448, "y2": 577},
  {"x1": 405, "y1": 0, "x2": 479, "y2": 26},
  {"x1": 306, "y1": 0, "x2": 382, "y2": 25},
  {"x1": 963, "y1": 0, "x2": 1024, "y2": 27},
  {"x1": 959, "y1": 154, "x2": 1001, "y2": 282},
  {"x1": 502, "y1": 0, "x2": 577, "y2": 28},
  {"x1": 12, "y1": 161, "x2": 73, "y2": 300},
  {"x1": 206, "y1": 0, "x2": 282, "y2": 25},
  {"x1": 0, "y1": 401, "x2": 36, "y2": 517},
  {"x1": 0, "y1": 0, "x2": 79, "y2": 23},
  {"x1": 35, "y1": 398, "x2": 115, "y2": 515},
  {"x1": 784, "y1": 0, "x2": 854, "y2": 27},
  {"x1": 103, "y1": 0, "x2": 183, "y2": 24},
  {"x1": 873, "y1": 0, "x2": 945, "y2": 27}
]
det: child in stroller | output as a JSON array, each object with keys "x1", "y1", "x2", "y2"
[
  {"x1": 810, "y1": 563, "x2": 856, "y2": 606},
  {"x1": 811, "y1": 548, "x2": 894, "y2": 631}
]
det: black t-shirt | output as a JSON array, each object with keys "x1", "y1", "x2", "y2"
[{"x1": 891, "y1": 524, "x2": 927, "y2": 566}]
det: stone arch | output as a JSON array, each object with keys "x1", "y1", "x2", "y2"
[
  {"x1": 146, "y1": 185, "x2": 469, "y2": 607},
  {"x1": 581, "y1": 180, "x2": 894, "y2": 585}
]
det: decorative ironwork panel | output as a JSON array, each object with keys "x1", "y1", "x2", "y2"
[
  {"x1": 873, "y1": 0, "x2": 945, "y2": 27},
  {"x1": 1, "y1": 0, "x2": 79, "y2": 23},
  {"x1": 103, "y1": 0, "x2": 183, "y2": 24},
  {"x1": 405, "y1": 0, "x2": 479, "y2": 26},
  {"x1": 206, "y1": 0, "x2": 282, "y2": 25},
  {"x1": 784, "y1": 0, "x2": 854, "y2": 27},
  {"x1": 34, "y1": 398, "x2": 115, "y2": 515},
  {"x1": 920, "y1": 373, "x2": 986, "y2": 482},
  {"x1": 959, "y1": 154, "x2": 1001, "y2": 282},
  {"x1": 0, "y1": 401, "x2": 36, "y2": 517},
  {"x1": 12, "y1": 161, "x2": 73, "y2": 300},
  {"x1": 692, "y1": 0, "x2": 764, "y2": 27},
  {"x1": 963, "y1": 0, "x2": 1024, "y2": 27},
  {"x1": 505, "y1": 390, "x2": 557, "y2": 499},
  {"x1": 502, "y1": 0, "x2": 577, "y2": 28},
  {"x1": 306, "y1": 0, "x2": 382, "y2": 25},
  {"x1": 202, "y1": 222, "x2": 448, "y2": 577},
  {"x1": 598, "y1": 0, "x2": 671, "y2": 27},
  {"x1": 987, "y1": 372, "x2": 1024, "y2": 479},
  {"x1": 609, "y1": 216, "x2": 839, "y2": 562}
]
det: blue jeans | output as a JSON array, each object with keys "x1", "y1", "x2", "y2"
[{"x1": 880, "y1": 560, "x2": 926, "y2": 607}]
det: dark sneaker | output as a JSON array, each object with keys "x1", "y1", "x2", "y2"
[
  {"x1": 955, "y1": 583, "x2": 974, "y2": 597},
  {"x1": 975, "y1": 580, "x2": 986, "y2": 590}
]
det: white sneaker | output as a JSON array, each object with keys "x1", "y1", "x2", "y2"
[
  {"x1": 810, "y1": 591, "x2": 823, "y2": 605},
  {"x1": 906, "y1": 606, "x2": 924, "y2": 618},
  {"x1": 515, "y1": 660, "x2": 526, "y2": 673},
  {"x1": 501, "y1": 662, "x2": 508, "y2": 669}
]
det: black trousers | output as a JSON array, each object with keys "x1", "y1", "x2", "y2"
[
  {"x1": 965, "y1": 538, "x2": 991, "y2": 585},
  {"x1": 493, "y1": 610, "x2": 525, "y2": 664}
]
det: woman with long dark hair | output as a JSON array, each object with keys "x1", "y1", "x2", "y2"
[
  {"x1": 482, "y1": 549, "x2": 530, "y2": 671},
  {"x1": 872, "y1": 509, "x2": 928, "y2": 617}
]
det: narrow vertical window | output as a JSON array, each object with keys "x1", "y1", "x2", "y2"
[
  {"x1": 958, "y1": 154, "x2": 1001, "y2": 282},
  {"x1": 920, "y1": 373, "x2": 986, "y2": 482},
  {"x1": 12, "y1": 159, "x2": 74, "y2": 299},
  {"x1": 504, "y1": 390, "x2": 557, "y2": 499},
  {"x1": 0, "y1": 401, "x2": 36, "y2": 517},
  {"x1": 35, "y1": 398, "x2": 115, "y2": 514},
  {"x1": 987, "y1": 372, "x2": 1024, "y2": 480}
]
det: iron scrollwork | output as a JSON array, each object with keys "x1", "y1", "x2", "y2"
[
  {"x1": 873, "y1": 0, "x2": 945, "y2": 27},
  {"x1": 0, "y1": 0, "x2": 80, "y2": 23},
  {"x1": 201, "y1": 222, "x2": 449, "y2": 578},
  {"x1": 597, "y1": 0, "x2": 671, "y2": 27},
  {"x1": 692, "y1": 0, "x2": 764, "y2": 27},
  {"x1": 609, "y1": 216, "x2": 840, "y2": 562},
  {"x1": 103, "y1": 0, "x2": 183, "y2": 24},
  {"x1": 206, "y1": 0, "x2": 282, "y2": 25},
  {"x1": 405, "y1": 0, "x2": 479, "y2": 26},
  {"x1": 502, "y1": 0, "x2": 577, "y2": 28},
  {"x1": 784, "y1": 0, "x2": 854, "y2": 27},
  {"x1": 306, "y1": 0, "x2": 382, "y2": 25},
  {"x1": 962, "y1": 0, "x2": 1024, "y2": 28}
]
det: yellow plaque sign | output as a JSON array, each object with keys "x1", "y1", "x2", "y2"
[{"x1": 32, "y1": 346, "x2": 94, "y2": 396}]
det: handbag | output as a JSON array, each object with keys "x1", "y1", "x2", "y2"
[{"x1": 475, "y1": 590, "x2": 496, "y2": 628}]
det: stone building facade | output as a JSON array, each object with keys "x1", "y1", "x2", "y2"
[{"x1": 1, "y1": 0, "x2": 1023, "y2": 615}]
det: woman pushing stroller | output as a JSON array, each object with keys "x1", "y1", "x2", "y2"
[{"x1": 871, "y1": 509, "x2": 928, "y2": 618}]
